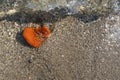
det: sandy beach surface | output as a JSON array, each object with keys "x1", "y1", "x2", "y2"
[
  {"x1": 0, "y1": 0, "x2": 120, "y2": 80},
  {"x1": 0, "y1": 13, "x2": 120, "y2": 80}
]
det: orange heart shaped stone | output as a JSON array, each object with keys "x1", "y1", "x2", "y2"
[{"x1": 22, "y1": 26, "x2": 51, "y2": 48}]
